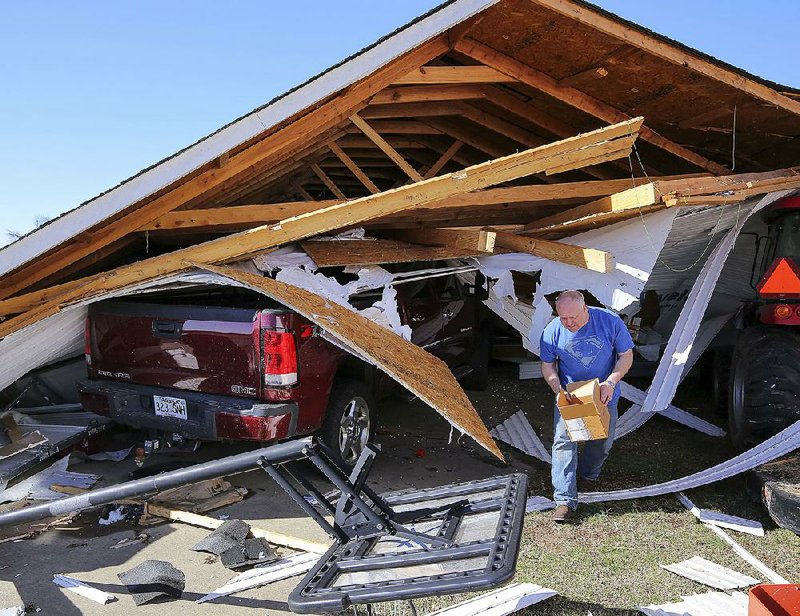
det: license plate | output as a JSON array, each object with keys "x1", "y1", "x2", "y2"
[{"x1": 153, "y1": 395, "x2": 187, "y2": 420}]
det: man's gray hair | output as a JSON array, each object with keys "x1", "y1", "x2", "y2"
[{"x1": 555, "y1": 290, "x2": 585, "y2": 306}]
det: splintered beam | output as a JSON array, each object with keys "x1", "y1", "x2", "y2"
[{"x1": 0, "y1": 117, "x2": 644, "y2": 337}]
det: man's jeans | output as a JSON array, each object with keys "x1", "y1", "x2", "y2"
[{"x1": 551, "y1": 401, "x2": 618, "y2": 510}]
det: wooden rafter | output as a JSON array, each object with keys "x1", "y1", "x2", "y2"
[
  {"x1": 454, "y1": 38, "x2": 729, "y2": 175},
  {"x1": 359, "y1": 101, "x2": 459, "y2": 119},
  {"x1": 291, "y1": 181, "x2": 314, "y2": 201},
  {"x1": 343, "y1": 120, "x2": 443, "y2": 135},
  {"x1": 423, "y1": 140, "x2": 463, "y2": 179},
  {"x1": 492, "y1": 230, "x2": 613, "y2": 273},
  {"x1": 309, "y1": 163, "x2": 347, "y2": 199},
  {"x1": 301, "y1": 238, "x2": 484, "y2": 267},
  {"x1": 349, "y1": 113, "x2": 424, "y2": 182},
  {"x1": 370, "y1": 84, "x2": 485, "y2": 105},
  {"x1": 389, "y1": 228, "x2": 497, "y2": 253},
  {"x1": 0, "y1": 118, "x2": 645, "y2": 337},
  {"x1": 0, "y1": 36, "x2": 451, "y2": 300},
  {"x1": 327, "y1": 142, "x2": 380, "y2": 194},
  {"x1": 531, "y1": 0, "x2": 800, "y2": 117},
  {"x1": 393, "y1": 65, "x2": 516, "y2": 85}
]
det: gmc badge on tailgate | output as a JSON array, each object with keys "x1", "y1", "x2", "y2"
[{"x1": 231, "y1": 385, "x2": 257, "y2": 396}]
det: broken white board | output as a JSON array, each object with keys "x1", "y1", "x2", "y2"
[
  {"x1": 642, "y1": 191, "x2": 789, "y2": 414},
  {"x1": 639, "y1": 590, "x2": 749, "y2": 616},
  {"x1": 490, "y1": 411, "x2": 551, "y2": 464},
  {"x1": 424, "y1": 582, "x2": 557, "y2": 616},
  {"x1": 197, "y1": 552, "x2": 318, "y2": 604},
  {"x1": 660, "y1": 556, "x2": 759, "y2": 590},
  {"x1": 703, "y1": 523, "x2": 788, "y2": 584},
  {"x1": 53, "y1": 575, "x2": 116, "y2": 605},
  {"x1": 525, "y1": 496, "x2": 556, "y2": 513},
  {"x1": 579, "y1": 420, "x2": 800, "y2": 503},
  {"x1": 676, "y1": 493, "x2": 764, "y2": 536}
]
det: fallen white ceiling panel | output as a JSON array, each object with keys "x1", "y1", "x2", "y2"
[
  {"x1": 424, "y1": 582, "x2": 557, "y2": 616},
  {"x1": 579, "y1": 420, "x2": 800, "y2": 503},
  {"x1": 676, "y1": 493, "x2": 764, "y2": 537},
  {"x1": 660, "y1": 556, "x2": 759, "y2": 590},
  {"x1": 490, "y1": 411, "x2": 551, "y2": 464},
  {"x1": 639, "y1": 590, "x2": 748, "y2": 616},
  {"x1": 642, "y1": 191, "x2": 790, "y2": 414},
  {"x1": 197, "y1": 552, "x2": 318, "y2": 604}
]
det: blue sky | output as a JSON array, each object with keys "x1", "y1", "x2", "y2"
[{"x1": 1, "y1": 1, "x2": 798, "y2": 246}]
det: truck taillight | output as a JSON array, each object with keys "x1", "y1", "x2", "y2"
[
  {"x1": 775, "y1": 304, "x2": 793, "y2": 319},
  {"x1": 84, "y1": 316, "x2": 92, "y2": 367},
  {"x1": 263, "y1": 331, "x2": 297, "y2": 387}
]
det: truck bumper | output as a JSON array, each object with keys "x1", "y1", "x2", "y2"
[{"x1": 77, "y1": 379, "x2": 298, "y2": 442}]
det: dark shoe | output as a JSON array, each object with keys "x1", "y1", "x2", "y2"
[{"x1": 552, "y1": 505, "x2": 576, "y2": 523}]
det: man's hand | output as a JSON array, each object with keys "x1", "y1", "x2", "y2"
[
  {"x1": 599, "y1": 380, "x2": 615, "y2": 405},
  {"x1": 561, "y1": 390, "x2": 580, "y2": 405}
]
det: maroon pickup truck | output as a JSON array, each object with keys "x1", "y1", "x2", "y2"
[{"x1": 78, "y1": 271, "x2": 490, "y2": 469}]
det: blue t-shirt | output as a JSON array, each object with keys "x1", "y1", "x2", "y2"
[{"x1": 537, "y1": 306, "x2": 634, "y2": 405}]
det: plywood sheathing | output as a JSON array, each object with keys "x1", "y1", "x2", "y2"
[
  {"x1": 0, "y1": 118, "x2": 643, "y2": 336},
  {"x1": 197, "y1": 264, "x2": 503, "y2": 459}
]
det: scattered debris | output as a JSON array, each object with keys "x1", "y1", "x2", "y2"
[
  {"x1": 144, "y1": 503, "x2": 328, "y2": 553},
  {"x1": 676, "y1": 493, "x2": 764, "y2": 536},
  {"x1": 0, "y1": 432, "x2": 47, "y2": 461},
  {"x1": 702, "y1": 522, "x2": 789, "y2": 585},
  {"x1": 660, "y1": 556, "x2": 759, "y2": 590},
  {"x1": 196, "y1": 552, "x2": 318, "y2": 604},
  {"x1": 424, "y1": 582, "x2": 557, "y2": 616},
  {"x1": 139, "y1": 477, "x2": 246, "y2": 522},
  {"x1": 0, "y1": 606, "x2": 24, "y2": 616},
  {"x1": 99, "y1": 506, "x2": 127, "y2": 526},
  {"x1": 117, "y1": 560, "x2": 185, "y2": 606},
  {"x1": 87, "y1": 447, "x2": 132, "y2": 462},
  {"x1": 639, "y1": 590, "x2": 749, "y2": 615},
  {"x1": 109, "y1": 532, "x2": 152, "y2": 549},
  {"x1": 0, "y1": 454, "x2": 99, "y2": 503},
  {"x1": 53, "y1": 574, "x2": 116, "y2": 605},
  {"x1": 191, "y1": 519, "x2": 250, "y2": 556},
  {"x1": 491, "y1": 411, "x2": 551, "y2": 464},
  {"x1": 220, "y1": 537, "x2": 277, "y2": 570}
]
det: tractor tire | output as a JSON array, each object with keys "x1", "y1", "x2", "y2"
[
  {"x1": 710, "y1": 349, "x2": 732, "y2": 416},
  {"x1": 729, "y1": 326, "x2": 800, "y2": 450}
]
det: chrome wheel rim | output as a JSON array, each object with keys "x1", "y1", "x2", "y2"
[{"x1": 338, "y1": 396, "x2": 370, "y2": 465}]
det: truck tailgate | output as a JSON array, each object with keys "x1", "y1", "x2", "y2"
[{"x1": 88, "y1": 301, "x2": 262, "y2": 399}]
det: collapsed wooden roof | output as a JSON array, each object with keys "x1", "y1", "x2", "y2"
[{"x1": 2, "y1": 0, "x2": 800, "y2": 304}]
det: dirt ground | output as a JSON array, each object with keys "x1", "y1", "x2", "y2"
[{"x1": 0, "y1": 363, "x2": 797, "y2": 615}]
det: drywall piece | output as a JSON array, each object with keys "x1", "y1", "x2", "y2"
[
  {"x1": 579, "y1": 420, "x2": 800, "y2": 503},
  {"x1": 676, "y1": 493, "x2": 764, "y2": 537},
  {"x1": 703, "y1": 523, "x2": 788, "y2": 584},
  {"x1": 424, "y1": 582, "x2": 557, "y2": 616},
  {"x1": 619, "y1": 382, "x2": 725, "y2": 438},
  {"x1": 642, "y1": 191, "x2": 789, "y2": 414},
  {"x1": 490, "y1": 411, "x2": 552, "y2": 463},
  {"x1": 197, "y1": 264, "x2": 502, "y2": 458},
  {"x1": 660, "y1": 556, "x2": 759, "y2": 590},
  {"x1": 53, "y1": 575, "x2": 116, "y2": 605},
  {"x1": 525, "y1": 496, "x2": 556, "y2": 513},
  {"x1": 197, "y1": 553, "x2": 319, "y2": 604},
  {"x1": 639, "y1": 590, "x2": 749, "y2": 616}
]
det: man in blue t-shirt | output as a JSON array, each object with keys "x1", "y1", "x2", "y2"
[{"x1": 536, "y1": 290, "x2": 634, "y2": 523}]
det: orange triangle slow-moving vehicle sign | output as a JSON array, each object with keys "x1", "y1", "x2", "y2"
[{"x1": 757, "y1": 256, "x2": 800, "y2": 298}]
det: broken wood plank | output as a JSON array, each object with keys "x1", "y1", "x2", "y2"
[
  {"x1": 390, "y1": 228, "x2": 496, "y2": 252},
  {"x1": 1, "y1": 415, "x2": 23, "y2": 443},
  {"x1": 455, "y1": 38, "x2": 729, "y2": 175},
  {"x1": 349, "y1": 113, "x2": 424, "y2": 181},
  {"x1": 143, "y1": 504, "x2": 328, "y2": 554},
  {"x1": 327, "y1": 141, "x2": 380, "y2": 193},
  {"x1": 492, "y1": 231, "x2": 613, "y2": 273},
  {"x1": 523, "y1": 183, "x2": 659, "y2": 231},
  {"x1": 0, "y1": 35, "x2": 450, "y2": 301},
  {"x1": 301, "y1": 239, "x2": 483, "y2": 267},
  {"x1": 309, "y1": 163, "x2": 347, "y2": 200},
  {"x1": 196, "y1": 265, "x2": 503, "y2": 459},
  {"x1": 393, "y1": 65, "x2": 516, "y2": 85},
  {"x1": 0, "y1": 118, "x2": 643, "y2": 338},
  {"x1": 531, "y1": 0, "x2": 800, "y2": 117}
]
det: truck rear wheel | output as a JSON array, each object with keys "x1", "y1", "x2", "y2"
[
  {"x1": 729, "y1": 326, "x2": 800, "y2": 450},
  {"x1": 321, "y1": 379, "x2": 373, "y2": 472}
]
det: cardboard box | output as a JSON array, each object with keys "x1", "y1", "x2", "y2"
[{"x1": 557, "y1": 379, "x2": 610, "y2": 442}]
